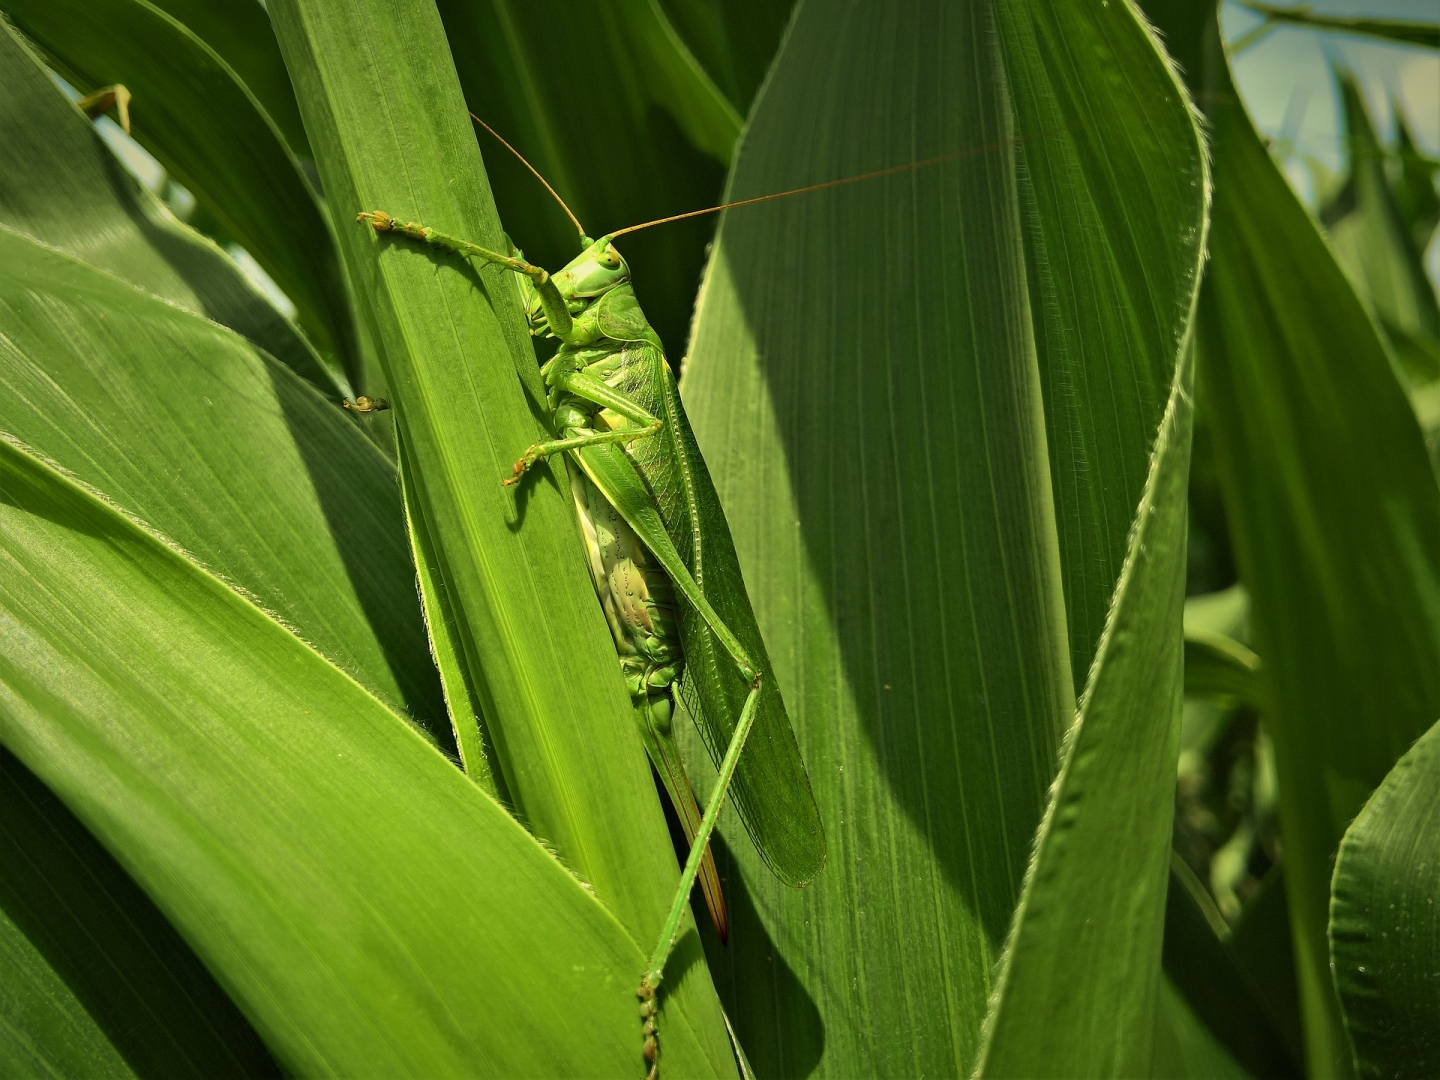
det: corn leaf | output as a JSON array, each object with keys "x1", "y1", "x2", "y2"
[
  {"x1": 1147, "y1": 3, "x2": 1440, "y2": 1073},
  {"x1": 141, "y1": 0, "x2": 311, "y2": 158},
  {"x1": 0, "y1": 427, "x2": 681, "y2": 1075},
  {"x1": 656, "y1": 0, "x2": 795, "y2": 115},
  {"x1": 1325, "y1": 72, "x2": 1440, "y2": 386},
  {"x1": 0, "y1": 21, "x2": 334, "y2": 395},
  {"x1": 0, "y1": 226, "x2": 447, "y2": 740},
  {"x1": 265, "y1": 0, "x2": 736, "y2": 1070},
  {"x1": 678, "y1": 0, "x2": 1205, "y2": 1073},
  {"x1": 1330, "y1": 717, "x2": 1440, "y2": 1079},
  {"x1": 0, "y1": 748, "x2": 279, "y2": 1078},
  {"x1": 5, "y1": 0, "x2": 361, "y2": 383},
  {"x1": 1234, "y1": 3, "x2": 1440, "y2": 50}
]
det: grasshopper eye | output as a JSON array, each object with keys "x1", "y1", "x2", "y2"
[{"x1": 598, "y1": 244, "x2": 621, "y2": 268}]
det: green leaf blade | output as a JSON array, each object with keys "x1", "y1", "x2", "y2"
[
  {"x1": 0, "y1": 226, "x2": 446, "y2": 741},
  {"x1": 1169, "y1": 12, "x2": 1440, "y2": 1074},
  {"x1": 0, "y1": 437, "x2": 669, "y2": 1077},
  {"x1": 1330, "y1": 717, "x2": 1440, "y2": 1079},
  {"x1": 680, "y1": 0, "x2": 1207, "y2": 1074},
  {"x1": 0, "y1": 749, "x2": 279, "y2": 1079},
  {"x1": 6, "y1": 0, "x2": 361, "y2": 383},
  {"x1": 266, "y1": 1, "x2": 735, "y2": 1071},
  {"x1": 0, "y1": 21, "x2": 335, "y2": 395},
  {"x1": 977, "y1": 352, "x2": 1195, "y2": 1077}
]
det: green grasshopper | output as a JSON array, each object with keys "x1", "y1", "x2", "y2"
[{"x1": 356, "y1": 118, "x2": 827, "y2": 1078}]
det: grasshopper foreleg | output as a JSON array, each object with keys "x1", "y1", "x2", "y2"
[
  {"x1": 505, "y1": 370, "x2": 666, "y2": 486},
  {"x1": 503, "y1": 421, "x2": 662, "y2": 487}
]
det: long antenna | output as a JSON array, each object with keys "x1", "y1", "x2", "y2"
[
  {"x1": 608, "y1": 129, "x2": 1059, "y2": 239},
  {"x1": 469, "y1": 112, "x2": 587, "y2": 239}
]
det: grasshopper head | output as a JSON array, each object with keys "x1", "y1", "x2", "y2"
[{"x1": 553, "y1": 235, "x2": 630, "y2": 302}]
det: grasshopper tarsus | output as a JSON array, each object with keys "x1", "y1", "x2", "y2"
[
  {"x1": 638, "y1": 981, "x2": 660, "y2": 1079},
  {"x1": 342, "y1": 395, "x2": 390, "y2": 414}
]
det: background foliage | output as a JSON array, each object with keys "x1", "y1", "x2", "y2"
[{"x1": 0, "y1": 0, "x2": 1436, "y2": 1077}]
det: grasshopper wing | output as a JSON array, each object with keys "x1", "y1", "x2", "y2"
[{"x1": 579, "y1": 342, "x2": 826, "y2": 888}]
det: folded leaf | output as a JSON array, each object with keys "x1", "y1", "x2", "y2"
[{"x1": 0, "y1": 435, "x2": 683, "y2": 1077}]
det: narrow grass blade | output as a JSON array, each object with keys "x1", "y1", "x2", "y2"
[
  {"x1": 0, "y1": 21, "x2": 334, "y2": 395},
  {"x1": 1325, "y1": 73, "x2": 1440, "y2": 385},
  {"x1": 0, "y1": 439, "x2": 683, "y2": 1076},
  {"x1": 1330, "y1": 717, "x2": 1440, "y2": 1079},
  {"x1": 0, "y1": 227, "x2": 447, "y2": 742},
  {"x1": 266, "y1": 1, "x2": 735, "y2": 1070},
  {"x1": 1235, "y1": 3, "x2": 1440, "y2": 50},
  {"x1": 0, "y1": 749, "x2": 279, "y2": 1078},
  {"x1": 1163, "y1": 859, "x2": 1303, "y2": 1078},
  {"x1": 1184, "y1": 632, "x2": 1262, "y2": 707},
  {"x1": 1392, "y1": 112, "x2": 1440, "y2": 253},
  {"x1": 6, "y1": 0, "x2": 361, "y2": 383},
  {"x1": 1149, "y1": 6, "x2": 1440, "y2": 1073}
]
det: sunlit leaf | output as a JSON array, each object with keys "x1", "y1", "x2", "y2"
[
  {"x1": 0, "y1": 21, "x2": 334, "y2": 394},
  {"x1": 0, "y1": 226, "x2": 446, "y2": 739},
  {"x1": 266, "y1": 0, "x2": 736, "y2": 1070}
]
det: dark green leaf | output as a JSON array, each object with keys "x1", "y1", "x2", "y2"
[
  {"x1": 657, "y1": 0, "x2": 795, "y2": 114},
  {"x1": 1185, "y1": 631, "x2": 1262, "y2": 707},
  {"x1": 1153, "y1": 976, "x2": 1256, "y2": 1079},
  {"x1": 1394, "y1": 109, "x2": 1440, "y2": 254},
  {"x1": 6, "y1": 0, "x2": 361, "y2": 384},
  {"x1": 142, "y1": 0, "x2": 311, "y2": 158},
  {"x1": 1324, "y1": 72, "x2": 1440, "y2": 384},
  {"x1": 1164, "y1": 857, "x2": 1303, "y2": 1077},
  {"x1": 1153, "y1": 5, "x2": 1440, "y2": 1072},
  {"x1": 0, "y1": 749, "x2": 279, "y2": 1078},
  {"x1": 1330, "y1": 716, "x2": 1440, "y2": 1079}
]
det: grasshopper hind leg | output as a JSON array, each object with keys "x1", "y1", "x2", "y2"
[
  {"x1": 636, "y1": 691, "x2": 728, "y2": 944},
  {"x1": 638, "y1": 676, "x2": 763, "y2": 1078}
]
